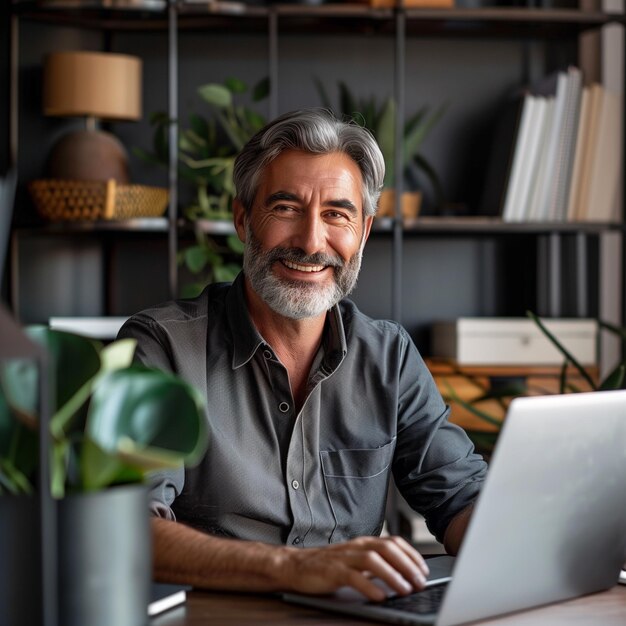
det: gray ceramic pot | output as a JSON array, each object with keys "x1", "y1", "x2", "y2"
[
  {"x1": 0, "y1": 483, "x2": 150, "y2": 626},
  {"x1": 58, "y1": 483, "x2": 151, "y2": 626}
]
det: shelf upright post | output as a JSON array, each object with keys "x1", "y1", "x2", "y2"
[
  {"x1": 385, "y1": 4, "x2": 406, "y2": 539},
  {"x1": 9, "y1": 5, "x2": 20, "y2": 317},
  {"x1": 392, "y1": 6, "x2": 405, "y2": 325},
  {"x1": 268, "y1": 6, "x2": 279, "y2": 120},
  {"x1": 168, "y1": 0, "x2": 178, "y2": 300}
]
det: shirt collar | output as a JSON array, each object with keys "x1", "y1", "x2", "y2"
[{"x1": 226, "y1": 272, "x2": 348, "y2": 371}]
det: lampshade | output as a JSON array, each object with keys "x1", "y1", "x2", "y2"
[
  {"x1": 42, "y1": 51, "x2": 142, "y2": 184},
  {"x1": 43, "y1": 51, "x2": 142, "y2": 121}
]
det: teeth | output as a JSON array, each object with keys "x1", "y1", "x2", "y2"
[{"x1": 283, "y1": 260, "x2": 325, "y2": 273}]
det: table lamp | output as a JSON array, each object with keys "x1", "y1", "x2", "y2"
[{"x1": 43, "y1": 51, "x2": 142, "y2": 185}]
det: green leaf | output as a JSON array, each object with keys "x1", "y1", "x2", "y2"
[
  {"x1": 526, "y1": 312, "x2": 596, "y2": 390},
  {"x1": 26, "y1": 327, "x2": 102, "y2": 411},
  {"x1": 184, "y1": 245, "x2": 210, "y2": 274},
  {"x1": 0, "y1": 359, "x2": 38, "y2": 421},
  {"x1": 412, "y1": 153, "x2": 446, "y2": 208},
  {"x1": 189, "y1": 114, "x2": 210, "y2": 142},
  {"x1": 80, "y1": 437, "x2": 127, "y2": 492},
  {"x1": 226, "y1": 234, "x2": 245, "y2": 254},
  {"x1": 252, "y1": 76, "x2": 270, "y2": 102},
  {"x1": 198, "y1": 83, "x2": 232, "y2": 108},
  {"x1": 214, "y1": 263, "x2": 240, "y2": 283},
  {"x1": 377, "y1": 98, "x2": 396, "y2": 186},
  {"x1": 313, "y1": 76, "x2": 332, "y2": 110},
  {"x1": 86, "y1": 367, "x2": 208, "y2": 473},
  {"x1": 442, "y1": 380, "x2": 503, "y2": 428},
  {"x1": 51, "y1": 439, "x2": 70, "y2": 498},
  {"x1": 100, "y1": 339, "x2": 137, "y2": 372},
  {"x1": 338, "y1": 82, "x2": 358, "y2": 119},
  {"x1": 599, "y1": 364, "x2": 625, "y2": 390},
  {"x1": 224, "y1": 77, "x2": 247, "y2": 94}
]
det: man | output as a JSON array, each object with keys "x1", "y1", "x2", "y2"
[{"x1": 118, "y1": 109, "x2": 487, "y2": 601}]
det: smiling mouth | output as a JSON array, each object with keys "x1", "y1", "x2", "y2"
[{"x1": 281, "y1": 259, "x2": 327, "y2": 273}]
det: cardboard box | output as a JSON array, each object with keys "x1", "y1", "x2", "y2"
[{"x1": 431, "y1": 318, "x2": 597, "y2": 366}]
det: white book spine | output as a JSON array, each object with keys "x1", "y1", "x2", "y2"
[
  {"x1": 565, "y1": 86, "x2": 591, "y2": 222},
  {"x1": 501, "y1": 95, "x2": 536, "y2": 223}
]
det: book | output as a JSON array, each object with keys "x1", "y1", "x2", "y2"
[
  {"x1": 547, "y1": 66, "x2": 582, "y2": 222},
  {"x1": 527, "y1": 71, "x2": 569, "y2": 221},
  {"x1": 499, "y1": 93, "x2": 534, "y2": 222},
  {"x1": 575, "y1": 83, "x2": 604, "y2": 221},
  {"x1": 512, "y1": 96, "x2": 550, "y2": 222},
  {"x1": 565, "y1": 85, "x2": 592, "y2": 222},
  {"x1": 148, "y1": 583, "x2": 190, "y2": 618},
  {"x1": 525, "y1": 96, "x2": 556, "y2": 221},
  {"x1": 581, "y1": 88, "x2": 621, "y2": 222}
]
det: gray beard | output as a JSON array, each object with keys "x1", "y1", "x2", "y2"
[{"x1": 243, "y1": 224, "x2": 363, "y2": 320}]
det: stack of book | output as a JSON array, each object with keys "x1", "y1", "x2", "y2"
[{"x1": 486, "y1": 67, "x2": 621, "y2": 223}]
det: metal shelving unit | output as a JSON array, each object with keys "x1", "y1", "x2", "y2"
[{"x1": 8, "y1": 0, "x2": 625, "y2": 325}]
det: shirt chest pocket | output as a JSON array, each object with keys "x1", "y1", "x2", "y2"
[{"x1": 320, "y1": 438, "x2": 396, "y2": 543}]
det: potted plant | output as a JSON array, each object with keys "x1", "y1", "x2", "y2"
[
  {"x1": 315, "y1": 79, "x2": 447, "y2": 219},
  {"x1": 0, "y1": 326, "x2": 208, "y2": 626},
  {"x1": 135, "y1": 76, "x2": 268, "y2": 297},
  {"x1": 443, "y1": 312, "x2": 626, "y2": 458}
]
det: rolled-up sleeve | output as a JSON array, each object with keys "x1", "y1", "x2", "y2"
[
  {"x1": 392, "y1": 329, "x2": 487, "y2": 543},
  {"x1": 118, "y1": 315, "x2": 186, "y2": 521}
]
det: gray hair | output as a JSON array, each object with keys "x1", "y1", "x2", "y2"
[{"x1": 233, "y1": 109, "x2": 385, "y2": 218}]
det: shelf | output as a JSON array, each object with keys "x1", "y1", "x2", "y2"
[
  {"x1": 12, "y1": 1, "x2": 623, "y2": 37},
  {"x1": 13, "y1": 217, "x2": 170, "y2": 235},
  {"x1": 373, "y1": 216, "x2": 623, "y2": 235},
  {"x1": 177, "y1": 216, "x2": 623, "y2": 237}
]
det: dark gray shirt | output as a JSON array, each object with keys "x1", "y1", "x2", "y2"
[{"x1": 118, "y1": 273, "x2": 486, "y2": 546}]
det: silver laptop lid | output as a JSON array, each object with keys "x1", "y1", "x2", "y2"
[{"x1": 438, "y1": 390, "x2": 626, "y2": 626}]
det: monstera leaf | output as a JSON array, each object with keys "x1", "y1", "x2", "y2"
[
  {"x1": 0, "y1": 328, "x2": 207, "y2": 497},
  {"x1": 82, "y1": 367, "x2": 208, "y2": 491}
]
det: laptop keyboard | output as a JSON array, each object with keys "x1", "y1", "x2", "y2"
[{"x1": 376, "y1": 584, "x2": 447, "y2": 615}]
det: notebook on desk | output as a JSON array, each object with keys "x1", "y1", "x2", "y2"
[{"x1": 284, "y1": 390, "x2": 626, "y2": 625}]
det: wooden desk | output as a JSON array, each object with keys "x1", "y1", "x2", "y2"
[{"x1": 153, "y1": 584, "x2": 626, "y2": 625}]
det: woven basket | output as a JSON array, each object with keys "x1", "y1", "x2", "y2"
[{"x1": 28, "y1": 179, "x2": 169, "y2": 222}]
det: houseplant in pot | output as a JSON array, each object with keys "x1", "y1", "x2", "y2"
[
  {"x1": 135, "y1": 76, "x2": 267, "y2": 297},
  {"x1": 442, "y1": 312, "x2": 626, "y2": 459},
  {"x1": 0, "y1": 327, "x2": 208, "y2": 626},
  {"x1": 315, "y1": 79, "x2": 447, "y2": 219}
]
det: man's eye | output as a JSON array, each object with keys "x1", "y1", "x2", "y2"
[
  {"x1": 325, "y1": 210, "x2": 349, "y2": 221},
  {"x1": 273, "y1": 204, "x2": 296, "y2": 213}
]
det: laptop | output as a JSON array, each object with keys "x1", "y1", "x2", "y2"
[{"x1": 284, "y1": 390, "x2": 626, "y2": 625}]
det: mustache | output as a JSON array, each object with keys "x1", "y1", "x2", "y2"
[{"x1": 262, "y1": 247, "x2": 344, "y2": 269}]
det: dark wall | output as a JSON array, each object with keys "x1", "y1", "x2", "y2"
[{"x1": 13, "y1": 18, "x2": 581, "y2": 353}]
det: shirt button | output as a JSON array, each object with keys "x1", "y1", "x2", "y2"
[
  {"x1": 291, "y1": 480, "x2": 299, "y2": 490},
  {"x1": 293, "y1": 536, "x2": 302, "y2": 545},
  {"x1": 263, "y1": 349, "x2": 272, "y2": 360},
  {"x1": 279, "y1": 402, "x2": 290, "y2": 413}
]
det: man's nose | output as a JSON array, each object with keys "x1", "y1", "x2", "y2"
[{"x1": 293, "y1": 211, "x2": 326, "y2": 256}]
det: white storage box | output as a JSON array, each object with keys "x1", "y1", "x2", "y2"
[{"x1": 432, "y1": 318, "x2": 597, "y2": 366}]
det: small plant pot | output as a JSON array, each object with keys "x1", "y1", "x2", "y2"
[
  {"x1": 377, "y1": 189, "x2": 422, "y2": 220},
  {"x1": 58, "y1": 483, "x2": 151, "y2": 626},
  {"x1": 0, "y1": 483, "x2": 150, "y2": 626}
]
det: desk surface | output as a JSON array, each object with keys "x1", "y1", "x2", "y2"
[{"x1": 153, "y1": 584, "x2": 626, "y2": 625}]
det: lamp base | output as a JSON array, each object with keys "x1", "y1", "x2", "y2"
[{"x1": 46, "y1": 129, "x2": 130, "y2": 184}]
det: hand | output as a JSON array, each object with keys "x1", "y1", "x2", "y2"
[{"x1": 278, "y1": 535, "x2": 430, "y2": 601}]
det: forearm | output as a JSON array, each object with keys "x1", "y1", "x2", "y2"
[
  {"x1": 443, "y1": 503, "x2": 475, "y2": 555},
  {"x1": 152, "y1": 518, "x2": 431, "y2": 600},
  {"x1": 152, "y1": 517, "x2": 288, "y2": 592}
]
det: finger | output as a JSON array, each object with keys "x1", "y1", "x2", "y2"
[
  {"x1": 349, "y1": 550, "x2": 417, "y2": 597},
  {"x1": 389, "y1": 536, "x2": 430, "y2": 576},
  {"x1": 353, "y1": 537, "x2": 429, "y2": 588}
]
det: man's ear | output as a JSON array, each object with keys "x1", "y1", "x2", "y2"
[
  {"x1": 233, "y1": 198, "x2": 247, "y2": 243},
  {"x1": 362, "y1": 215, "x2": 374, "y2": 246}
]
